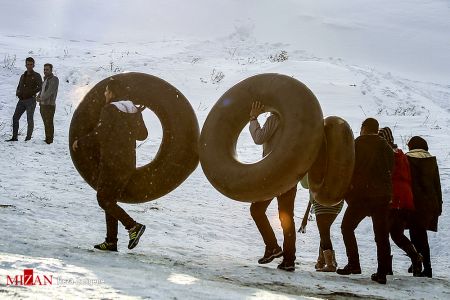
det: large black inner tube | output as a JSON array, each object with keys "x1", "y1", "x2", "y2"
[
  {"x1": 308, "y1": 116, "x2": 355, "y2": 206},
  {"x1": 69, "y1": 72, "x2": 199, "y2": 203},
  {"x1": 199, "y1": 73, "x2": 324, "y2": 202}
]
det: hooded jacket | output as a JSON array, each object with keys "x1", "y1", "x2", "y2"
[
  {"x1": 406, "y1": 149, "x2": 442, "y2": 231},
  {"x1": 78, "y1": 100, "x2": 148, "y2": 192}
]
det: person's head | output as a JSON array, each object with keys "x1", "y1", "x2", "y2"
[
  {"x1": 407, "y1": 136, "x2": 428, "y2": 151},
  {"x1": 360, "y1": 118, "x2": 379, "y2": 135},
  {"x1": 25, "y1": 57, "x2": 35, "y2": 72},
  {"x1": 378, "y1": 127, "x2": 396, "y2": 148},
  {"x1": 43, "y1": 63, "x2": 53, "y2": 77},
  {"x1": 104, "y1": 79, "x2": 125, "y2": 104}
]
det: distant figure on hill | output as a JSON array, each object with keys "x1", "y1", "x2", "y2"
[
  {"x1": 37, "y1": 63, "x2": 59, "y2": 144},
  {"x1": 6, "y1": 57, "x2": 42, "y2": 142},
  {"x1": 72, "y1": 79, "x2": 148, "y2": 252},
  {"x1": 248, "y1": 100, "x2": 298, "y2": 272}
]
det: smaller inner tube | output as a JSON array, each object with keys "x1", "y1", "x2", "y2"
[{"x1": 308, "y1": 116, "x2": 355, "y2": 206}]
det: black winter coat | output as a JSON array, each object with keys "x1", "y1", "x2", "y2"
[
  {"x1": 16, "y1": 71, "x2": 42, "y2": 100},
  {"x1": 78, "y1": 102, "x2": 148, "y2": 193},
  {"x1": 407, "y1": 156, "x2": 442, "y2": 232},
  {"x1": 346, "y1": 134, "x2": 394, "y2": 206}
]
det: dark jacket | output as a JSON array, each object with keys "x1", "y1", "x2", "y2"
[
  {"x1": 78, "y1": 101, "x2": 148, "y2": 193},
  {"x1": 406, "y1": 150, "x2": 442, "y2": 232},
  {"x1": 16, "y1": 71, "x2": 42, "y2": 100},
  {"x1": 346, "y1": 134, "x2": 394, "y2": 206}
]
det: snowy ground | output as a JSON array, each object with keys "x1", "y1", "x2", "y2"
[{"x1": 1, "y1": 1, "x2": 450, "y2": 299}]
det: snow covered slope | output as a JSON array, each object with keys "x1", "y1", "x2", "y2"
[{"x1": 0, "y1": 1, "x2": 449, "y2": 299}]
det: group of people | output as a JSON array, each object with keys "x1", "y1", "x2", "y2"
[
  {"x1": 5, "y1": 57, "x2": 442, "y2": 286},
  {"x1": 249, "y1": 104, "x2": 442, "y2": 285},
  {"x1": 6, "y1": 57, "x2": 59, "y2": 144}
]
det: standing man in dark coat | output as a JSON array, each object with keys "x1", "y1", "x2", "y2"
[
  {"x1": 406, "y1": 136, "x2": 442, "y2": 278},
  {"x1": 37, "y1": 63, "x2": 59, "y2": 144},
  {"x1": 6, "y1": 57, "x2": 42, "y2": 141},
  {"x1": 248, "y1": 101, "x2": 298, "y2": 272},
  {"x1": 337, "y1": 118, "x2": 394, "y2": 284},
  {"x1": 72, "y1": 79, "x2": 148, "y2": 251}
]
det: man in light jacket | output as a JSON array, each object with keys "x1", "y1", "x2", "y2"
[{"x1": 37, "y1": 63, "x2": 59, "y2": 144}]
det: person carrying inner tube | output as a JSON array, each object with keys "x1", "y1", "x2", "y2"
[
  {"x1": 72, "y1": 79, "x2": 148, "y2": 252},
  {"x1": 248, "y1": 101, "x2": 297, "y2": 272}
]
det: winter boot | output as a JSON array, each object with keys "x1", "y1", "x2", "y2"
[
  {"x1": 258, "y1": 246, "x2": 283, "y2": 264},
  {"x1": 419, "y1": 268, "x2": 432, "y2": 278},
  {"x1": 371, "y1": 272, "x2": 387, "y2": 284},
  {"x1": 128, "y1": 223, "x2": 146, "y2": 250},
  {"x1": 406, "y1": 244, "x2": 423, "y2": 277},
  {"x1": 336, "y1": 262, "x2": 362, "y2": 275},
  {"x1": 317, "y1": 249, "x2": 337, "y2": 272},
  {"x1": 315, "y1": 247, "x2": 325, "y2": 270}
]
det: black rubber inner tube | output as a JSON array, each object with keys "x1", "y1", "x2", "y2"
[
  {"x1": 69, "y1": 72, "x2": 199, "y2": 203},
  {"x1": 199, "y1": 73, "x2": 324, "y2": 202},
  {"x1": 308, "y1": 116, "x2": 355, "y2": 206}
]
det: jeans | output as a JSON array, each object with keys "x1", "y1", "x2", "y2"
[{"x1": 12, "y1": 98, "x2": 36, "y2": 138}]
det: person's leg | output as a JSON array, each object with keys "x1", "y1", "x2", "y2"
[
  {"x1": 24, "y1": 98, "x2": 37, "y2": 139},
  {"x1": 316, "y1": 213, "x2": 338, "y2": 272},
  {"x1": 45, "y1": 105, "x2": 55, "y2": 142},
  {"x1": 105, "y1": 212, "x2": 119, "y2": 244},
  {"x1": 277, "y1": 185, "x2": 297, "y2": 262},
  {"x1": 339, "y1": 204, "x2": 366, "y2": 269},
  {"x1": 317, "y1": 213, "x2": 337, "y2": 250},
  {"x1": 40, "y1": 105, "x2": 51, "y2": 142},
  {"x1": 410, "y1": 225, "x2": 431, "y2": 277},
  {"x1": 12, "y1": 101, "x2": 26, "y2": 139},
  {"x1": 371, "y1": 204, "x2": 391, "y2": 276},
  {"x1": 250, "y1": 199, "x2": 278, "y2": 249},
  {"x1": 97, "y1": 188, "x2": 136, "y2": 230}
]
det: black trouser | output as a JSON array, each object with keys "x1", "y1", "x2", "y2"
[
  {"x1": 410, "y1": 220, "x2": 431, "y2": 270},
  {"x1": 389, "y1": 209, "x2": 417, "y2": 257},
  {"x1": 97, "y1": 186, "x2": 136, "y2": 243},
  {"x1": 316, "y1": 213, "x2": 338, "y2": 250},
  {"x1": 40, "y1": 105, "x2": 55, "y2": 142},
  {"x1": 250, "y1": 185, "x2": 297, "y2": 262},
  {"x1": 12, "y1": 98, "x2": 36, "y2": 139},
  {"x1": 341, "y1": 199, "x2": 391, "y2": 274}
]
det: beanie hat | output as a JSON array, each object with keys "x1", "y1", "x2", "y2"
[
  {"x1": 408, "y1": 136, "x2": 428, "y2": 151},
  {"x1": 378, "y1": 127, "x2": 396, "y2": 148}
]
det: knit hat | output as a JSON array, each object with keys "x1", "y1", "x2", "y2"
[
  {"x1": 378, "y1": 127, "x2": 396, "y2": 148},
  {"x1": 407, "y1": 136, "x2": 428, "y2": 151}
]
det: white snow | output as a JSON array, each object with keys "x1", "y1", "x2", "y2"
[{"x1": 0, "y1": 0, "x2": 449, "y2": 299}]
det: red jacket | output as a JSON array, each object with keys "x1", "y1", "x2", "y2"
[{"x1": 391, "y1": 149, "x2": 414, "y2": 210}]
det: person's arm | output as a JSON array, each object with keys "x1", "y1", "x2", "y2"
[
  {"x1": 33, "y1": 73, "x2": 43, "y2": 96},
  {"x1": 74, "y1": 105, "x2": 111, "y2": 150},
  {"x1": 249, "y1": 115, "x2": 279, "y2": 144},
  {"x1": 16, "y1": 75, "x2": 23, "y2": 99},
  {"x1": 135, "y1": 111, "x2": 148, "y2": 141},
  {"x1": 434, "y1": 162, "x2": 442, "y2": 216}
]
